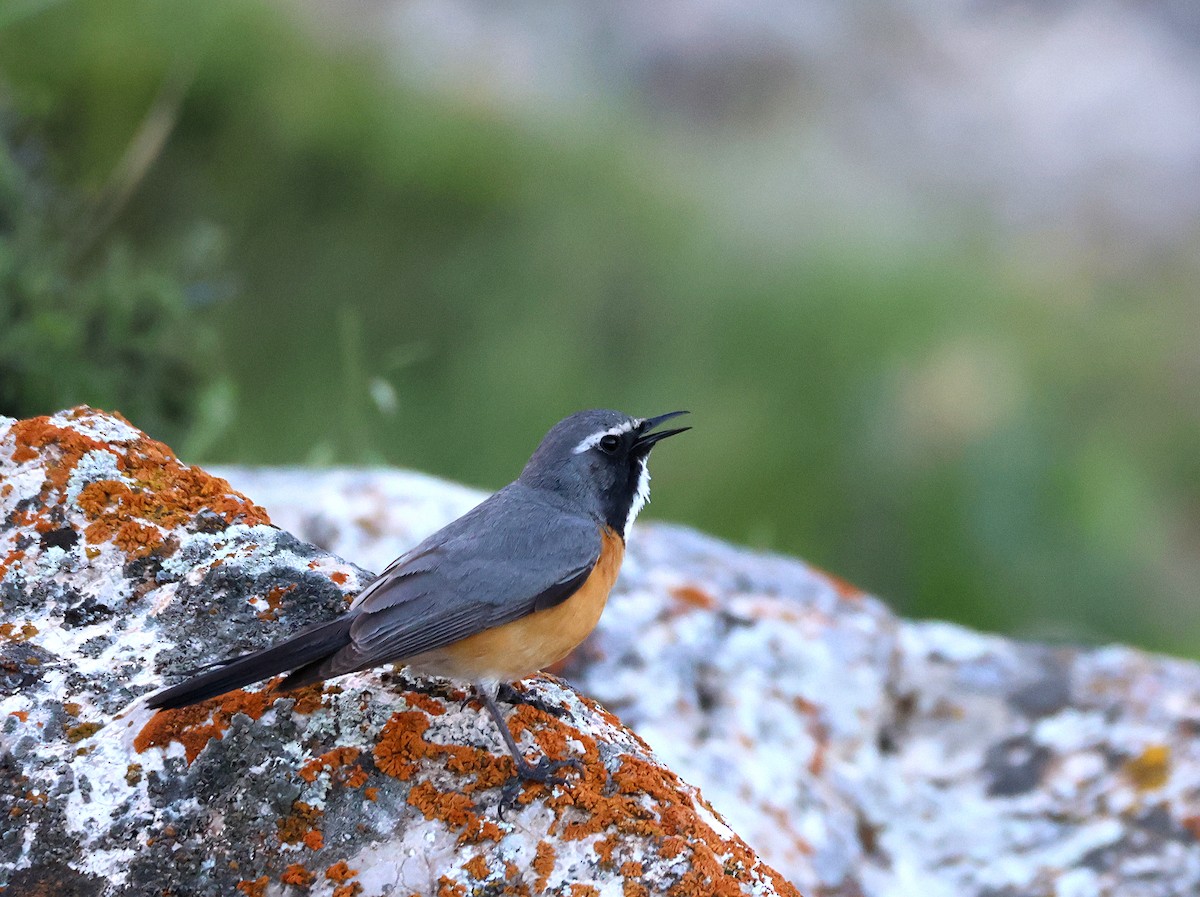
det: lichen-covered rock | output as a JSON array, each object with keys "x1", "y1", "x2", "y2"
[
  {"x1": 219, "y1": 469, "x2": 1200, "y2": 897},
  {"x1": 0, "y1": 408, "x2": 799, "y2": 897}
]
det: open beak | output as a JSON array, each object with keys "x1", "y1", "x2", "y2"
[{"x1": 634, "y1": 410, "x2": 691, "y2": 451}]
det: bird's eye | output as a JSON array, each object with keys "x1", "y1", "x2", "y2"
[{"x1": 599, "y1": 434, "x2": 620, "y2": 453}]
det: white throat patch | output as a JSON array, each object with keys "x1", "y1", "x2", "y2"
[{"x1": 624, "y1": 457, "x2": 651, "y2": 538}]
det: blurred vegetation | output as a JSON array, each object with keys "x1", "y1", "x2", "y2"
[
  {"x1": 1, "y1": 0, "x2": 1197, "y2": 655},
  {"x1": 0, "y1": 110, "x2": 226, "y2": 452}
]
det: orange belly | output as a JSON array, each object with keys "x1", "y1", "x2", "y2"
[{"x1": 410, "y1": 527, "x2": 624, "y2": 682}]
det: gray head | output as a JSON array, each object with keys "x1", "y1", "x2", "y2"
[{"x1": 518, "y1": 409, "x2": 689, "y2": 537}]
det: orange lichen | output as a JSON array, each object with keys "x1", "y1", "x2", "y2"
[
  {"x1": 372, "y1": 709, "x2": 511, "y2": 791},
  {"x1": 669, "y1": 585, "x2": 717, "y2": 611},
  {"x1": 1183, "y1": 816, "x2": 1200, "y2": 842},
  {"x1": 594, "y1": 833, "x2": 620, "y2": 867},
  {"x1": 363, "y1": 787, "x2": 379, "y2": 801},
  {"x1": 436, "y1": 878, "x2": 467, "y2": 897},
  {"x1": 372, "y1": 690, "x2": 793, "y2": 894},
  {"x1": 463, "y1": 855, "x2": 489, "y2": 880},
  {"x1": 113, "y1": 520, "x2": 164, "y2": 557},
  {"x1": 330, "y1": 571, "x2": 348, "y2": 585},
  {"x1": 281, "y1": 864, "x2": 316, "y2": 887},
  {"x1": 623, "y1": 881, "x2": 650, "y2": 897},
  {"x1": 570, "y1": 887, "x2": 599, "y2": 897},
  {"x1": 288, "y1": 684, "x2": 327, "y2": 716},
  {"x1": 235, "y1": 877, "x2": 269, "y2": 897},
  {"x1": 256, "y1": 584, "x2": 297, "y2": 621},
  {"x1": 0, "y1": 549, "x2": 25, "y2": 579},
  {"x1": 299, "y1": 746, "x2": 362, "y2": 784},
  {"x1": 1126, "y1": 744, "x2": 1171, "y2": 791},
  {"x1": 809, "y1": 564, "x2": 864, "y2": 600},
  {"x1": 374, "y1": 711, "x2": 432, "y2": 780},
  {"x1": 277, "y1": 801, "x2": 324, "y2": 846},
  {"x1": 76, "y1": 479, "x2": 130, "y2": 514},
  {"x1": 0, "y1": 622, "x2": 38, "y2": 642},
  {"x1": 64, "y1": 722, "x2": 103, "y2": 743},
  {"x1": 8, "y1": 711, "x2": 27, "y2": 722},
  {"x1": 575, "y1": 692, "x2": 636, "y2": 738},
  {"x1": 807, "y1": 731, "x2": 828, "y2": 777},
  {"x1": 437, "y1": 744, "x2": 512, "y2": 793},
  {"x1": 509, "y1": 704, "x2": 575, "y2": 764},
  {"x1": 407, "y1": 781, "x2": 502, "y2": 844},
  {"x1": 302, "y1": 830, "x2": 324, "y2": 850},
  {"x1": 401, "y1": 690, "x2": 448, "y2": 717},
  {"x1": 510, "y1": 698, "x2": 797, "y2": 897},
  {"x1": 660, "y1": 837, "x2": 687, "y2": 859},
  {"x1": 331, "y1": 885, "x2": 362, "y2": 897},
  {"x1": 6, "y1": 410, "x2": 270, "y2": 567},
  {"x1": 325, "y1": 861, "x2": 358, "y2": 883},
  {"x1": 763, "y1": 804, "x2": 813, "y2": 859},
  {"x1": 532, "y1": 842, "x2": 556, "y2": 892},
  {"x1": 135, "y1": 687, "x2": 277, "y2": 763}
]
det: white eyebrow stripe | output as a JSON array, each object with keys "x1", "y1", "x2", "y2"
[{"x1": 572, "y1": 418, "x2": 643, "y2": 454}]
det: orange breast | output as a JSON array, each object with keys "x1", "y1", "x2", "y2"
[{"x1": 413, "y1": 527, "x2": 624, "y2": 682}]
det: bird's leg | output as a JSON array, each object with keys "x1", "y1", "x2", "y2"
[{"x1": 475, "y1": 682, "x2": 581, "y2": 786}]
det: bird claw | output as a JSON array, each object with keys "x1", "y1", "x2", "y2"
[
  {"x1": 498, "y1": 755, "x2": 582, "y2": 814},
  {"x1": 496, "y1": 682, "x2": 569, "y2": 718},
  {"x1": 495, "y1": 681, "x2": 525, "y2": 706},
  {"x1": 517, "y1": 755, "x2": 582, "y2": 784}
]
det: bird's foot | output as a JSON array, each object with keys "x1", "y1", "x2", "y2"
[
  {"x1": 496, "y1": 682, "x2": 569, "y2": 718},
  {"x1": 516, "y1": 754, "x2": 582, "y2": 784},
  {"x1": 498, "y1": 755, "x2": 583, "y2": 810},
  {"x1": 495, "y1": 681, "x2": 524, "y2": 705}
]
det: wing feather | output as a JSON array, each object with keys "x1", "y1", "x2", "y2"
[{"x1": 329, "y1": 483, "x2": 602, "y2": 673}]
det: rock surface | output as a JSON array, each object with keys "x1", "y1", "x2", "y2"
[
  {"x1": 217, "y1": 469, "x2": 1200, "y2": 897},
  {"x1": 0, "y1": 408, "x2": 797, "y2": 897}
]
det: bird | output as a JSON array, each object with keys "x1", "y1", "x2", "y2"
[{"x1": 146, "y1": 409, "x2": 689, "y2": 782}]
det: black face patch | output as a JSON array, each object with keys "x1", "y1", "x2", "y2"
[{"x1": 595, "y1": 440, "x2": 650, "y2": 537}]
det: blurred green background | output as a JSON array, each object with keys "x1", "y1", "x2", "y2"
[{"x1": 2, "y1": 0, "x2": 1198, "y2": 655}]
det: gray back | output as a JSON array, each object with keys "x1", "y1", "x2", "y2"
[{"x1": 331, "y1": 482, "x2": 602, "y2": 674}]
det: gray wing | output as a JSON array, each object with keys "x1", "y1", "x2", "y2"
[{"x1": 325, "y1": 484, "x2": 601, "y2": 677}]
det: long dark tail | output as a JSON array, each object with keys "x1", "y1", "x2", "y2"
[{"x1": 146, "y1": 616, "x2": 355, "y2": 710}]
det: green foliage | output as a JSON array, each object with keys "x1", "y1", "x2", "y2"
[
  {"x1": 1, "y1": 0, "x2": 1197, "y2": 656},
  {"x1": 0, "y1": 116, "x2": 228, "y2": 451}
]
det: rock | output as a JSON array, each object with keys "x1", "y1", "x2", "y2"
[
  {"x1": 0, "y1": 408, "x2": 797, "y2": 897},
  {"x1": 217, "y1": 470, "x2": 1200, "y2": 897}
]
